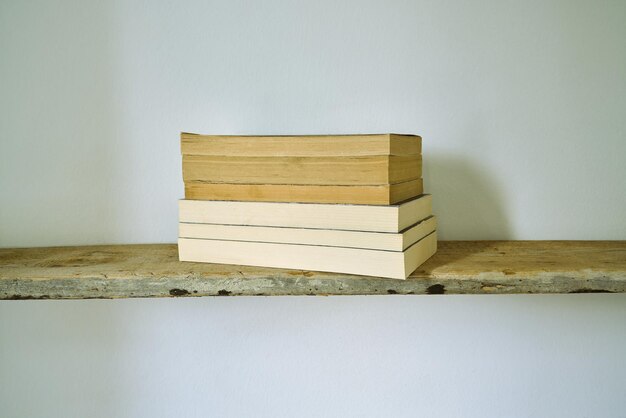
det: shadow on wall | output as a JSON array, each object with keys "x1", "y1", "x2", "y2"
[{"x1": 423, "y1": 154, "x2": 512, "y2": 240}]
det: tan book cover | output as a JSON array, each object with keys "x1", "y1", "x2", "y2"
[
  {"x1": 182, "y1": 155, "x2": 421, "y2": 185},
  {"x1": 184, "y1": 178, "x2": 423, "y2": 205},
  {"x1": 181, "y1": 133, "x2": 421, "y2": 157}
]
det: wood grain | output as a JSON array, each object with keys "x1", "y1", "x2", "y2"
[
  {"x1": 1, "y1": 241, "x2": 625, "y2": 298},
  {"x1": 181, "y1": 133, "x2": 421, "y2": 157},
  {"x1": 184, "y1": 179, "x2": 423, "y2": 204},
  {"x1": 182, "y1": 155, "x2": 421, "y2": 185}
]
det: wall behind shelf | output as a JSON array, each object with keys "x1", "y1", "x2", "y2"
[
  {"x1": 1, "y1": 0, "x2": 625, "y2": 417},
  {"x1": 1, "y1": 0, "x2": 625, "y2": 246}
]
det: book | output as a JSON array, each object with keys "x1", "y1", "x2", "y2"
[
  {"x1": 179, "y1": 215, "x2": 436, "y2": 251},
  {"x1": 179, "y1": 194, "x2": 432, "y2": 233},
  {"x1": 184, "y1": 178, "x2": 423, "y2": 205},
  {"x1": 181, "y1": 133, "x2": 421, "y2": 157},
  {"x1": 182, "y1": 155, "x2": 421, "y2": 185},
  {"x1": 178, "y1": 231, "x2": 437, "y2": 280}
]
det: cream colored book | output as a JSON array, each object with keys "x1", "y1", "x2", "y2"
[
  {"x1": 181, "y1": 133, "x2": 421, "y2": 157},
  {"x1": 178, "y1": 231, "x2": 438, "y2": 280},
  {"x1": 179, "y1": 195, "x2": 432, "y2": 233},
  {"x1": 179, "y1": 216, "x2": 436, "y2": 251}
]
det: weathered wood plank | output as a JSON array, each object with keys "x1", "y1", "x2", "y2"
[{"x1": 0, "y1": 241, "x2": 625, "y2": 299}]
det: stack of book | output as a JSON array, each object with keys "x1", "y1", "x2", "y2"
[{"x1": 178, "y1": 133, "x2": 437, "y2": 279}]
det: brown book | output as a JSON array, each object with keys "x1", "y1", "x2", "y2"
[
  {"x1": 184, "y1": 178, "x2": 423, "y2": 204},
  {"x1": 181, "y1": 133, "x2": 421, "y2": 157},
  {"x1": 182, "y1": 155, "x2": 421, "y2": 185}
]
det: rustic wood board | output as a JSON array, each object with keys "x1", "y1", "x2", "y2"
[{"x1": 0, "y1": 241, "x2": 625, "y2": 299}]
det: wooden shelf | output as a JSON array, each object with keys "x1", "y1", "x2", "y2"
[{"x1": 1, "y1": 241, "x2": 625, "y2": 299}]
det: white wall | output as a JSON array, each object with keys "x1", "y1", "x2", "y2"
[{"x1": 1, "y1": 0, "x2": 625, "y2": 416}]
